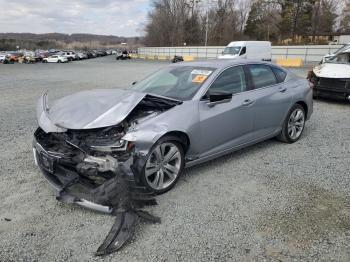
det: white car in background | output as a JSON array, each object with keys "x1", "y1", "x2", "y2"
[
  {"x1": 60, "y1": 51, "x2": 77, "y2": 61},
  {"x1": 309, "y1": 49, "x2": 350, "y2": 100},
  {"x1": 77, "y1": 52, "x2": 87, "y2": 60},
  {"x1": 42, "y1": 55, "x2": 68, "y2": 63},
  {"x1": 0, "y1": 53, "x2": 8, "y2": 62}
]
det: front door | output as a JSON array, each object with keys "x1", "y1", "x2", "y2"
[{"x1": 198, "y1": 66, "x2": 255, "y2": 157}]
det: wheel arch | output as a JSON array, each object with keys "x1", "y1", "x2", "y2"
[
  {"x1": 295, "y1": 100, "x2": 308, "y2": 118},
  {"x1": 159, "y1": 131, "x2": 190, "y2": 154}
]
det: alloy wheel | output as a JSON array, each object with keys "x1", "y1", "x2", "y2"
[
  {"x1": 144, "y1": 142, "x2": 182, "y2": 191},
  {"x1": 287, "y1": 108, "x2": 305, "y2": 140}
]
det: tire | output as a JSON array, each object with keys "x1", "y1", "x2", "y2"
[
  {"x1": 277, "y1": 104, "x2": 306, "y2": 143},
  {"x1": 57, "y1": 60, "x2": 61, "y2": 63},
  {"x1": 141, "y1": 136, "x2": 185, "y2": 194},
  {"x1": 42, "y1": 60, "x2": 47, "y2": 63}
]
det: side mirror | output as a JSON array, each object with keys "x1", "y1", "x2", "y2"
[{"x1": 206, "y1": 91, "x2": 232, "y2": 106}]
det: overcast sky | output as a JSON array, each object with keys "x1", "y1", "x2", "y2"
[{"x1": 0, "y1": 0, "x2": 150, "y2": 36}]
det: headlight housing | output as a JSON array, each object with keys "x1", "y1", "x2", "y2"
[
  {"x1": 90, "y1": 139, "x2": 128, "y2": 152},
  {"x1": 84, "y1": 126, "x2": 128, "y2": 152}
]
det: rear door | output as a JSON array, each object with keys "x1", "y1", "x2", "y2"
[{"x1": 246, "y1": 64, "x2": 292, "y2": 138}]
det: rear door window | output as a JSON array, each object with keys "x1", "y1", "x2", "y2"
[{"x1": 248, "y1": 64, "x2": 277, "y2": 89}]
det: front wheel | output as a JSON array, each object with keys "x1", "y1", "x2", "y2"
[
  {"x1": 141, "y1": 139, "x2": 184, "y2": 194},
  {"x1": 277, "y1": 104, "x2": 306, "y2": 143}
]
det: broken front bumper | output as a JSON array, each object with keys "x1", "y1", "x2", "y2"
[
  {"x1": 313, "y1": 77, "x2": 350, "y2": 100},
  {"x1": 33, "y1": 139, "x2": 114, "y2": 213},
  {"x1": 33, "y1": 130, "x2": 159, "y2": 256}
]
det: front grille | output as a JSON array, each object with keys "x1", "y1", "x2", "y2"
[
  {"x1": 34, "y1": 128, "x2": 82, "y2": 158},
  {"x1": 318, "y1": 77, "x2": 349, "y2": 90}
]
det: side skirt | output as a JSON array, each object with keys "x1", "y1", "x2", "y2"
[{"x1": 185, "y1": 130, "x2": 280, "y2": 168}]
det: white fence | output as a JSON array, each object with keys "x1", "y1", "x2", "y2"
[{"x1": 138, "y1": 45, "x2": 343, "y2": 64}]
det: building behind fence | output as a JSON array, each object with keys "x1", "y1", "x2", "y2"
[{"x1": 138, "y1": 45, "x2": 343, "y2": 64}]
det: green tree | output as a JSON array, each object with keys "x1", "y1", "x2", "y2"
[{"x1": 244, "y1": 0, "x2": 280, "y2": 41}]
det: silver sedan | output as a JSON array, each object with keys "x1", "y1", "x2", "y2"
[{"x1": 34, "y1": 59, "x2": 313, "y2": 201}]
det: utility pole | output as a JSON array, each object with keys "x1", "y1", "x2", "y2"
[
  {"x1": 198, "y1": 0, "x2": 214, "y2": 46},
  {"x1": 204, "y1": 0, "x2": 212, "y2": 46},
  {"x1": 205, "y1": 6, "x2": 209, "y2": 46}
]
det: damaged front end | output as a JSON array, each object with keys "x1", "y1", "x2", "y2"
[
  {"x1": 33, "y1": 126, "x2": 160, "y2": 255},
  {"x1": 33, "y1": 90, "x2": 181, "y2": 255},
  {"x1": 308, "y1": 59, "x2": 350, "y2": 101},
  {"x1": 34, "y1": 126, "x2": 132, "y2": 208}
]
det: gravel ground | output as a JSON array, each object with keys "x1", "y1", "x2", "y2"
[{"x1": 0, "y1": 56, "x2": 349, "y2": 262}]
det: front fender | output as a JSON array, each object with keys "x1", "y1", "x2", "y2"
[
  {"x1": 123, "y1": 100, "x2": 198, "y2": 155},
  {"x1": 122, "y1": 125, "x2": 169, "y2": 155},
  {"x1": 123, "y1": 125, "x2": 190, "y2": 155}
]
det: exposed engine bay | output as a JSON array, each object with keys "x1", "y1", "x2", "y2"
[
  {"x1": 33, "y1": 93, "x2": 181, "y2": 256},
  {"x1": 35, "y1": 94, "x2": 181, "y2": 185}
]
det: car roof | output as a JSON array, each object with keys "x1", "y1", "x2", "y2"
[{"x1": 171, "y1": 59, "x2": 278, "y2": 70}]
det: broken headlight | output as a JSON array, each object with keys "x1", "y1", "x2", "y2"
[
  {"x1": 85, "y1": 126, "x2": 128, "y2": 152},
  {"x1": 90, "y1": 139, "x2": 128, "y2": 152}
]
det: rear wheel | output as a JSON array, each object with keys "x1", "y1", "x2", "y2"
[
  {"x1": 277, "y1": 104, "x2": 306, "y2": 143},
  {"x1": 141, "y1": 138, "x2": 184, "y2": 194}
]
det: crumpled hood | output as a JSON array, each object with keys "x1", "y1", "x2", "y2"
[
  {"x1": 313, "y1": 63, "x2": 350, "y2": 78},
  {"x1": 37, "y1": 89, "x2": 146, "y2": 131}
]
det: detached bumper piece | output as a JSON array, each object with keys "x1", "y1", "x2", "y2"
[
  {"x1": 313, "y1": 77, "x2": 350, "y2": 101},
  {"x1": 33, "y1": 128, "x2": 160, "y2": 256}
]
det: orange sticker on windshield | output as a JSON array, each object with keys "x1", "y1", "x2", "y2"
[{"x1": 192, "y1": 75, "x2": 208, "y2": 83}]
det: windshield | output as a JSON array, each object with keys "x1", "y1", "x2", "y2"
[
  {"x1": 334, "y1": 44, "x2": 350, "y2": 55},
  {"x1": 222, "y1": 46, "x2": 242, "y2": 55},
  {"x1": 325, "y1": 52, "x2": 350, "y2": 64},
  {"x1": 131, "y1": 66, "x2": 216, "y2": 100}
]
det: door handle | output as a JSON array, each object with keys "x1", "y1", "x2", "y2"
[
  {"x1": 242, "y1": 99, "x2": 254, "y2": 106},
  {"x1": 278, "y1": 86, "x2": 287, "y2": 93}
]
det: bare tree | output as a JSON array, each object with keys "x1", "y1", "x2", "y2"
[
  {"x1": 144, "y1": 0, "x2": 342, "y2": 46},
  {"x1": 236, "y1": 0, "x2": 252, "y2": 34}
]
